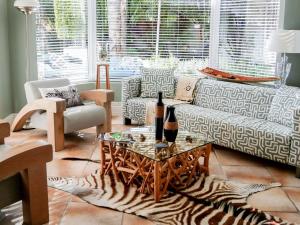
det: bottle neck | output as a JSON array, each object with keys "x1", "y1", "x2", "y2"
[{"x1": 158, "y1": 92, "x2": 163, "y2": 104}]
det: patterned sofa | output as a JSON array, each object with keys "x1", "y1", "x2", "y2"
[{"x1": 122, "y1": 77, "x2": 300, "y2": 176}]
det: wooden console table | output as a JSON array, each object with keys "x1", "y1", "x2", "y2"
[{"x1": 96, "y1": 63, "x2": 110, "y2": 89}]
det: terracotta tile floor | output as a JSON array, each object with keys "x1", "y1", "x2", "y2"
[{"x1": 2, "y1": 116, "x2": 300, "y2": 225}]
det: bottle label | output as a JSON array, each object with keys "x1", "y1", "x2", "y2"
[
  {"x1": 164, "y1": 122, "x2": 178, "y2": 130},
  {"x1": 156, "y1": 106, "x2": 164, "y2": 118}
]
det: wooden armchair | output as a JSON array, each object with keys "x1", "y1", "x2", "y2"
[
  {"x1": 0, "y1": 120, "x2": 53, "y2": 225},
  {"x1": 11, "y1": 79, "x2": 114, "y2": 151}
]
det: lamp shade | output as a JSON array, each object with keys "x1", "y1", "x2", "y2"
[
  {"x1": 14, "y1": 0, "x2": 39, "y2": 14},
  {"x1": 267, "y1": 29, "x2": 300, "y2": 53}
]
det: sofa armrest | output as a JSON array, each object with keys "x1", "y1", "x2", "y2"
[
  {"x1": 11, "y1": 98, "x2": 66, "y2": 132},
  {"x1": 290, "y1": 108, "x2": 300, "y2": 167},
  {"x1": 0, "y1": 120, "x2": 10, "y2": 144},
  {"x1": 122, "y1": 76, "x2": 142, "y2": 117},
  {"x1": 0, "y1": 141, "x2": 53, "y2": 180},
  {"x1": 80, "y1": 89, "x2": 114, "y2": 105}
]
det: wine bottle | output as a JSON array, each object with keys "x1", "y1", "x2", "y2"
[
  {"x1": 164, "y1": 106, "x2": 178, "y2": 142},
  {"x1": 155, "y1": 92, "x2": 164, "y2": 141}
]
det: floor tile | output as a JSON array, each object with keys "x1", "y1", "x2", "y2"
[
  {"x1": 266, "y1": 212, "x2": 300, "y2": 224},
  {"x1": 267, "y1": 165, "x2": 300, "y2": 187},
  {"x1": 61, "y1": 202, "x2": 123, "y2": 225},
  {"x1": 122, "y1": 213, "x2": 155, "y2": 225},
  {"x1": 222, "y1": 166, "x2": 274, "y2": 184},
  {"x1": 283, "y1": 187, "x2": 300, "y2": 211},
  {"x1": 248, "y1": 188, "x2": 297, "y2": 212},
  {"x1": 47, "y1": 159, "x2": 87, "y2": 177},
  {"x1": 209, "y1": 163, "x2": 227, "y2": 179},
  {"x1": 49, "y1": 200, "x2": 70, "y2": 225},
  {"x1": 214, "y1": 147, "x2": 265, "y2": 167}
]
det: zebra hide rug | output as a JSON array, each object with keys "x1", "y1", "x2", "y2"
[{"x1": 47, "y1": 170, "x2": 295, "y2": 225}]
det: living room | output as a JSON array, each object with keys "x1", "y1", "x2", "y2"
[{"x1": 0, "y1": 0, "x2": 300, "y2": 224}]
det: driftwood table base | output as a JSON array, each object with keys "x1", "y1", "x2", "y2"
[{"x1": 99, "y1": 141, "x2": 212, "y2": 202}]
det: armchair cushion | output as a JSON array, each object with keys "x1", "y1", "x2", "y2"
[
  {"x1": 30, "y1": 103, "x2": 106, "y2": 133},
  {"x1": 39, "y1": 85, "x2": 83, "y2": 108},
  {"x1": 140, "y1": 67, "x2": 175, "y2": 98},
  {"x1": 268, "y1": 86, "x2": 300, "y2": 128}
]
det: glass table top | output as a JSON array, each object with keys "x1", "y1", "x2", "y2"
[{"x1": 100, "y1": 126, "x2": 214, "y2": 161}]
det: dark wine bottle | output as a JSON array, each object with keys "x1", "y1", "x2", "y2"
[
  {"x1": 155, "y1": 92, "x2": 164, "y2": 141},
  {"x1": 164, "y1": 106, "x2": 178, "y2": 142}
]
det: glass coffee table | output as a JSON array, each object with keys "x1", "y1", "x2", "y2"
[{"x1": 99, "y1": 126, "x2": 213, "y2": 202}]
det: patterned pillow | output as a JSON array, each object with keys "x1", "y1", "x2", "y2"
[
  {"x1": 39, "y1": 85, "x2": 83, "y2": 108},
  {"x1": 140, "y1": 67, "x2": 175, "y2": 98},
  {"x1": 267, "y1": 86, "x2": 300, "y2": 128}
]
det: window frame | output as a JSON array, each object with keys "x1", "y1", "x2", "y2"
[{"x1": 36, "y1": 0, "x2": 281, "y2": 82}]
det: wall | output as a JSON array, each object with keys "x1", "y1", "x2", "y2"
[
  {"x1": 7, "y1": 0, "x2": 38, "y2": 112},
  {"x1": 0, "y1": 0, "x2": 13, "y2": 118},
  {"x1": 284, "y1": 0, "x2": 300, "y2": 87}
]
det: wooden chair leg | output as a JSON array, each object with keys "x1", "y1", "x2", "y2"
[
  {"x1": 296, "y1": 167, "x2": 300, "y2": 178},
  {"x1": 21, "y1": 164, "x2": 49, "y2": 225},
  {"x1": 47, "y1": 112, "x2": 64, "y2": 151},
  {"x1": 103, "y1": 102, "x2": 112, "y2": 132}
]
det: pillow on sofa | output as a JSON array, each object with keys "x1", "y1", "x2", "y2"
[
  {"x1": 268, "y1": 86, "x2": 300, "y2": 127},
  {"x1": 140, "y1": 67, "x2": 175, "y2": 98},
  {"x1": 39, "y1": 85, "x2": 83, "y2": 108},
  {"x1": 175, "y1": 76, "x2": 200, "y2": 102}
]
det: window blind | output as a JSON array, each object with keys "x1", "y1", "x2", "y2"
[
  {"x1": 159, "y1": 0, "x2": 211, "y2": 60},
  {"x1": 96, "y1": 0, "x2": 158, "y2": 79},
  {"x1": 218, "y1": 0, "x2": 280, "y2": 76},
  {"x1": 36, "y1": 0, "x2": 89, "y2": 82}
]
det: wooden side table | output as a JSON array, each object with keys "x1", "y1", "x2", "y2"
[{"x1": 96, "y1": 63, "x2": 110, "y2": 89}]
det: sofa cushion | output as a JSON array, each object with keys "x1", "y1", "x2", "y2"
[
  {"x1": 175, "y1": 104, "x2": 292, "y2": 164},
  {"x1": 125, "y1": 98, "x2": 187, "y2": 123},
  {"x1": 140, "y1": 67, "x2": 175, "y2": 98},
  {"x1": 268, "y1": 86, "x2": 300, "y2": 128},
  {"x1": 193, "y1": 79, "x2": 276, "y2": 120}
]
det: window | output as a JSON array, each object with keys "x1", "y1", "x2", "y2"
[
  {"x1": 36, "y1": 0, "x2": 280, "y2": 81},
  {"x1": 36, "y1": 0, "x2": 89, "y2": 81},
  {"x1": 159, "y1": 0, "x2": 211, "y2": 59},
  {"x1": 217, "y1": 0, "x2": 280, "y2": 76}
]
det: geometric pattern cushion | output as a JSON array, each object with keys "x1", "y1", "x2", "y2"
[
  {"x1": 175, "y1": 104, "x2": 292, "y2": 164},
  {"x1": 140, "y1": 67, "x2": 175, "y2": 98},
  {"x1": 194, "y1": 79, "x2": 276, "y2": 120},
  {"x1": 268, "y1": 86, "x2": 300, "y2": 128},
  {"x1": 125, "y1": 97, "x2": 186, "y2": 123}
]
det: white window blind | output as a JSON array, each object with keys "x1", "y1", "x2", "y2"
[
  {"x1": 159, "y1": 0, "x2": 211, "y2": 60},
  {"x1": 218, "y1": 0, "x2": 280, "y2": 76},
  {"x1": 35, "y1": 0, "x2": 281, "y2": 81},
  {"x1": 96, "y1": 0, "x2": 158, "y2": 79},
  {"x1": 36, "y1": 0, "x2": 89, "y2": 82}
]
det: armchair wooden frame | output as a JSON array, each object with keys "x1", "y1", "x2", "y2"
[
  {"x1": 0, "y1": 120, "x2": 53, "y2": 225},
  {"x1": 11, "y1": 89, "x2": 114, "y2": 152}
]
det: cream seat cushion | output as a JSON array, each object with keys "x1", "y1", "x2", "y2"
[{"x1": 30, "y1": 103, "x2": 106, "y2": 134}]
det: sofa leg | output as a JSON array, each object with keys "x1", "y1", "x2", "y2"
[
  {"x1": 296, "y1": 167, "x2": 300, "y2": 178},
  {"x1": 124, "y1": 118, "x2": 131, "y2": 125}
]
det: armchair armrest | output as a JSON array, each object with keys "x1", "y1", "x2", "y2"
[
  {"x1": 122, "y1": 76, "x2": 142, "y2": 118},
  {"x1": 80, "y1": 89, "x2": 114, "y2": 105},
  {"x1": 0, "y1": 120, "x2": 10, "y2": 144},
  {"x1": 12, "y1": 98, "x2": 66, "y2": 132},
  {"x1": 80, "y1": 89, "x2": 114, "y2": 133},
  {"x1": 290, "y1": 108, "x2": 300, "y2": 168},
  {"x1": 0, "y1": 141, "x2": 53, "y2": 180}
]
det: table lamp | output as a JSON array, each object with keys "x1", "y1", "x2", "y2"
[{"x1": 267, "y1": 29, "x2": 300, "y2": 87}]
